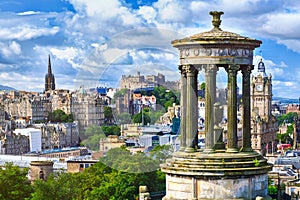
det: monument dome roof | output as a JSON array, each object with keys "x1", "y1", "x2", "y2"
[{"x1": 172, "y1": 11, "x2": 261, "y2": 47}]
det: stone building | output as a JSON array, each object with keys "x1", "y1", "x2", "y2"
[
  {"x1": 286, "y1": 104, "x2": 300, "y2": 115},
  {"x1": 0, "y1": 132, "x2": 30, "y2": 155},
  {"x1": 120, "y1": 71, "x2": 179, "y2": 91},
  {"x1": 30, "y1": 161, "x2": 53, "y2": 181},
  {"x1": 251, "y1": 59, "x2": 278, "y2": 154},
  {"x1": 40, "y1": 122, "x2": 80, "y2": 149},
  {"x1": 114, "y1": 90, "x2": 133, "y2": 115},
  {"x1": 160, "y1": 103, "x2": 180, "y2": 124},
  {"x1": 132, "y1": 93, "x2": 156, "y2": 114},
  {"x1": 0, "y1": 106, "x2": 6, "y2": 130},
  {"x1": 31, "y1": 95, "x2": 50, "y2": 122},
  {"x1": 67, "y1": 160, "x2": 98, "y2": 173},
  {"x1": 99, "y1": 135, "x2": 124, "y2": 155},
  {"x1": 42, "y1": 147, "x2": 88, "y2": 159},
  {"x1": 71, "y1": 87, "x2": 107, "y2": 135},
  {"x1": 47, "y1": 89, "x2": 72, "y2": 114},
  {"x1": 3, "y1": 91, "x2": 51, "y2": 123}
]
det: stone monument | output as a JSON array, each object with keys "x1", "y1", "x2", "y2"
[{"x1": 161, "y1": 11, "x2": 272, "y2": 199}]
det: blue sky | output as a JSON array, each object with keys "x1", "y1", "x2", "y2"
[{"x1": 0, "y1": 0, "x2": 300, "y2": 98}]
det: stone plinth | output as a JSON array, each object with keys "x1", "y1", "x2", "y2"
[{"x1": 161, "y1": 151, "x2": 272, "y2": 200}]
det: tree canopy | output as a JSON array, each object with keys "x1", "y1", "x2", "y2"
[
  {"x1": 28, "y1": 147, "x2": 166, "y2": 200},
  {"x1": 277, "y1": 112, "x2": 298, "y2": 125},
  {"x1": 0, "y1": 147, "x2": 166, "y2": 200},
  {"x1": 81, "y1": 125, "x2": 120, "y2": 150},
  {"x1": 47, "y1": 109, "x2": 74, "y2": 123},
  {"x1": 104, "y1": 106, "x2": 114, "y2": 124},
  {"x1": 0, "y1": 163, "x2": 33, "y2": 200},
  {"x1": 140, "y1": 86, "x2": 180, "y2": 112},
  {"x1": 200, "y1": 82, "x2": 206, "y2": 90},
  {"x1": 132, "y1": 108, "x2": 151, "y2": 125}
]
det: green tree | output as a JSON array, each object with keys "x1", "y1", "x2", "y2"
[
  {"x1": 94, "y1": 147, "x2": 165, "y2": 199},
  {"x1": 150, "y1": 110, "x2": 164, "y2": 124},
  {"x1": 150, "y1": 145, "x2": 174, "y2": 163},
  {"x1": 0, "y1": 162, "x2": 33, "y2": 200},
  {"x1": 31, "y1": 172, "x2": 82, "y2": 200},
  {"x1": 276, "y1": 124, "x2": 294, "y2": 145},
  {"x1": 113, "y1": 88, "x2": 129, "y2": 98},
  {"x1": 84, "y1": 125, "x2": 105, "y2": 138},
  {"x1": 81, "y1": 133, "x2": 106, "y2": 151},
  {"x1": 104, "y1": 106, "x2": 114, "y2": 124},
  {"x1": 277, "y1": 112, "x2": 298, "y2": 125},
  {"x1": 132, "y1": 109, "x2": 151, "y2": 125},
  {"x1": 101, "y1": 125, "x2": 121, "y2": 136},
  {"x1": 48, "y1": 109, "x2": 73, "y2": 123},
  {"x1": 151, "y1": 86, "x2": 179, "y2": 111},
  {"x1": 116, "y1": 112, "x2": 132, "y2": 124},
  {"x1": 30, "y1": 147, "x2": 166, "y2": 200},
  {"x1": 200, "y1": 82, "x2": 206, "y2": 90}
]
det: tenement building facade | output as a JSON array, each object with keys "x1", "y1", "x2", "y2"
[{"x1": 71, "y1": 86, "x2": 108, "y2": 135}]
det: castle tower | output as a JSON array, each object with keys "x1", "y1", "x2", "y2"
[
  {"x1": 251, "y1": 59, "x2": 278, "y2": 154},
  {"x1": 29, "y1": 161, "x2": 54, "y2": 181},
  {"x1": 45, "y1": 55, "x2": 55, "y2": 91},
  {"x1": 161, "y1": 11, "x2": 272, "y2": 199}
]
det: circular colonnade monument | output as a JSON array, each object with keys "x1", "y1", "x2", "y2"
[{"x1": 160, "y1": 11, "x2": 272, "y2": 200}]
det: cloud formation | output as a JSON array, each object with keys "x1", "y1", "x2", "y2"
[{"x1": 0, "y1": 0, "x2": 299, "y2": 98}]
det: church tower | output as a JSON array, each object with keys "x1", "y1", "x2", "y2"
[
  {"x1": 45, "y1": 55, "x2": 55, "y2": 91},
  {"x1": 251, "y1": 59, "x2": 278, "y2": 154}
]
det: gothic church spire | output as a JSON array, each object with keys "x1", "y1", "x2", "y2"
[{"x1": 45, "y1": 54, "x2": 55, "y2": 91}]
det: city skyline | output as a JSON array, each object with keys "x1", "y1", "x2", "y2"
[{"x1": 0, "y1": 0, "x2": 300, "y2": 98}]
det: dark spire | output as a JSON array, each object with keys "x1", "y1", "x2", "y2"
[
  {"x1": 45, "y1": 54, "x2": 55, "y2": 92},
  {"x1": 48, "y1": 54, "x2": 52, "y2": 75}
]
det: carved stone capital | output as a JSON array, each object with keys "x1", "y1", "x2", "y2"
[
  {"x1": 226, "y1": 65, "x2": 239, "y2": 76},
  {"x1": 183, "y1": 65, "x2": 197, "y2": 75},
  {"x1": 204, "y1": 64, "x2": 218, "y2": 74},
  {"x1": 178, "y1": 65, "x2": 185, "y2": 75},
  {"x1": 241, "y1": 65, "x2": 254, "y2": 76}
]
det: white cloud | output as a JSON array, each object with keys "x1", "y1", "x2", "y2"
[
  {"x1": 260, "y1": 13, "x2": 300, "y2": 39},
  {"x1": 0, "y1": 72, "x2": 42, "y2": 90},
  {"x1": 138, "y1": 6, "x2": 156, "y2": 24},
  {"x1": 0, "y1": 0, "x2": 300, "y2": 97},
  {"x1": 277, "y1": 39, "x2": 300, "y2": 54},
  {"x1": 0, "y1": 41, "x2": 21, "y2": 58},
  {"x1": 0, "y1": 26, "x2": 59, "y2": 41},
  {"x1": 154, "y1": 0, "x2": 191, "y2": 24},
  {"x1": 17, "y1": 11, "x2": 41, "y2": 16}
]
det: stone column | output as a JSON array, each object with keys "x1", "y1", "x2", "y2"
[
  {"x1": 185, "y1": 65, "x2": 198, "y2": 152},
  {"x1": 204, "y1": 64, "x2": 217, "y2": 153},
  {"x1": 241, "y1": 65, "x2": 253, "y2": 152},
  {"x1": 226, "y1": 65, "x2": 239, "y2": 153},
  {"x1": 179, "y1": 65, "x2": 187, "y2": 151}
]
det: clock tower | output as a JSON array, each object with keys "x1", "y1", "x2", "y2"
[{"x1": 250, "y1": 59, "x2": 278, "y2": 154}]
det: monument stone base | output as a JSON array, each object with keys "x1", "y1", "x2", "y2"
[{"x1": 161, "y1": 151, "x2": 272, "y2": 200}]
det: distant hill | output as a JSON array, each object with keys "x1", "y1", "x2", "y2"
[
  {"x1": 0, "y1": 85, "x2": 16, "y2": 91},
  {"x1": 273, "y1": 97, "x2": 299, "y2": 104}
]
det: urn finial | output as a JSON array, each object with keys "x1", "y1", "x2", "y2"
[{"x1": 209, "y1": 11, "x2": 224, "y2": 30}]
